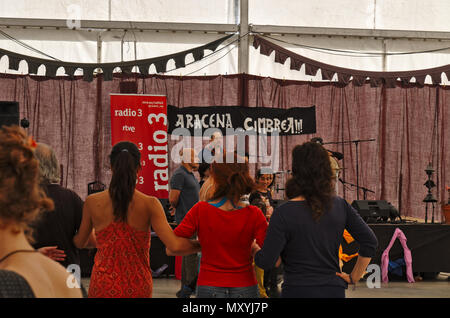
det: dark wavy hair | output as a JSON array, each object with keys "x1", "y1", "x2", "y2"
[
  {"x1": 109, "y1": 141, "x2": 141, "y2": 222},
  {"x1": 210, "y1": 152, "x2": 256, "y2": 206},
  {"x1": 285, "y1": 142, "x2": 334, "y2": 221}
]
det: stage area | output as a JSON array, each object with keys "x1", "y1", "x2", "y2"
[
  {"x1": 79, "y1": 222, "x2": 450, "y2": 298},
  {"x1": 80, "y1": 273, "x2": 449, "y2": 298},
  {"x1": 342, "y1": 224, "x2": 450, "y2": 274}
]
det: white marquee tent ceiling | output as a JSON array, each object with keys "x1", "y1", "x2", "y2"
[{"x1": 0, "y1": 0, "x2": 449, "y2": 84}]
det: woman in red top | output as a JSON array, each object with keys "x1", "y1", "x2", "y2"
[
  {"x1": 170, "y1": 152, "x2": 268, "y2": 298},
  {"x1": 74, "y1": 141, "x2": 200, "y2": 298}
]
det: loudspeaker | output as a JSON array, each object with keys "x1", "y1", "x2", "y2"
[
  {"x1": 351, "y1": 200, "x2": 391, "y2": 223},
  {"x1": 0, "y1": 101, "x2": 19, "y2": 128}
]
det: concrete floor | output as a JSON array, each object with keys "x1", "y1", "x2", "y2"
[{"x1": 81, "y1": 273, "x2": 450, "y2": 298}]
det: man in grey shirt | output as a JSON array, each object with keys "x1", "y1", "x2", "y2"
[{"x1": 169, "y1": 148, "x2": 200, "y2": 298}]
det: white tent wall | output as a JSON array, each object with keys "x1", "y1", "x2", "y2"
[
  {"x1": 250, "y1": 0, "x2": 379, "y2": 29},
  {"x1": 0, "y1": 0, "x2": 110, "y2": 20},
  {"x1": 1, "y1": 28, "x2": 449, "y2": 83},
  {"x1": 250, "y1": 0, "x2": 450, "y2": 32},
  {"x1": 249, "y1": 35, "x2": 384, "y2": 82},
  {"x1": 374, "y1": 1, "x2": 450, "y2": 32},
  {"x1": 0, "y1": 0, "x2": 238, "y2": 23},
  {"x1": 0, "y1": 27, "x2": 239, "y2": 76},
  {"x1": 100, "y1": 31, "x2": 238, "y2": 76},
  {"x1": 386, "y1": 39, "x2": 450, "y2": 72},
  {"x1": 0, "y1": 28, "x2": 97, "y2": 75},
  {"x1": 1, "y1": 0, "x2": 450, "y2": 81},
  {"x1": 109, "y1": 0, "x2": 237, "y2": 23},
  {"x1": 3, "y1": 0, "x2": 449, "y2": 32}
]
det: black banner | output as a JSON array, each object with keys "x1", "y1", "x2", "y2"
[{"x1": 167, "y1": 105, "x2": 316, "y2": 136}]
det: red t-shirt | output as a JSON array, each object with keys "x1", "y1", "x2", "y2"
[{"x1": 174, "y1": 201, "x2": 268, "y2": 287}]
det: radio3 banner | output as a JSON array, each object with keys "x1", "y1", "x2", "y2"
[
  {"x1": 110, "y1": 94, "x2": 168, "y2": 198},
  {"x1": 167, "y1": 105, "x2": 316, "y2": 135}
]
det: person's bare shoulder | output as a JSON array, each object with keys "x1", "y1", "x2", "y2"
[
  {"x1": 8, "y1": 253, "x2": 83, "y2": 298},
  {"x1": 85, "y1": 190, "x2": 109, "y2": 203},
  {"x1": 43, "y1": 256, "x2": 83, "y2": 298},
  {"x1": 135, "y1": 190, "x2": 162, "y2": 211},
  {"x1": 84, "y1": 190, "x2": 110, "y2": 210}
]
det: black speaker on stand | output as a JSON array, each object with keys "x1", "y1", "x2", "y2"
[{"x1": 351, "y1": 200, "x2": 391, "y2": 223}]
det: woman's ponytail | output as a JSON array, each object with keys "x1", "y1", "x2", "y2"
[{"x1": 109, "y1": 142, "x2": 141, "y2": 222}]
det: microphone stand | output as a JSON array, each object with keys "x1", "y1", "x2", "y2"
[
  {"x1": 339, "y1": 178, "x2": 375, "y2": 200},
  {"x1": 274, "y1": 170, "x2": 290, "y2": 193},
  {"x1": 323, "y1": 138, "x2": 375, "y2": 200}
]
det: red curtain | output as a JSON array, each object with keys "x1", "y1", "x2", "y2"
[{"x1": 0, "y1": 73, "x2": 448, "y2": 221}]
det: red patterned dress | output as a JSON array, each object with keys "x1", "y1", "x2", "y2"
[{"x1": 88, "y1": 222, "x2": 152, "y2": 298}]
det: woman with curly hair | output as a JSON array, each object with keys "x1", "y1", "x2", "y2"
[
  {"x1": 254, "y1": 142, "x2": 378, "y2": 298},
  {"x1": 0, "y1": 126, "x2": 82, "y2": 298}
]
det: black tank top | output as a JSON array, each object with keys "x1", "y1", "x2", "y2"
[{"x1": 0, "y1": 270, "x2": 35, "y2": 298}]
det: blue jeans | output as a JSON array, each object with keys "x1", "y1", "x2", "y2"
[{"x1": 196, "y1": 285, "x2": 260, "y2": 298}]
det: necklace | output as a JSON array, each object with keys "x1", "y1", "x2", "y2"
[{"x1": 0, "y1": 249, "x2": 37, "y2": 264}]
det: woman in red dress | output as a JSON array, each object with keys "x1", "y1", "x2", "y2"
[{"x1": 74, "y1": 141, "x2": 200, "y2": 298}]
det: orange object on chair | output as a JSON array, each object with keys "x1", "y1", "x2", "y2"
[{"x1": 339, "y1": 230, "x2": 358, "y2": 266}]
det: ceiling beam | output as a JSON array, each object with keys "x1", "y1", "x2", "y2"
[
  {"x1": 0, "y1": 17, "x2": 238, "y2": 33},
  {"x1": 2, "y1": 18, "x2": 449, "y2": 40},
  {"x1": 250, "y1": 24, "x2": 450, "y2": 41}
]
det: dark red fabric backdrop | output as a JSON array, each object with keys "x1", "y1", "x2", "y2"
[{"x1": 0, "y1": 73, "x2": 448, "y2": 221}]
